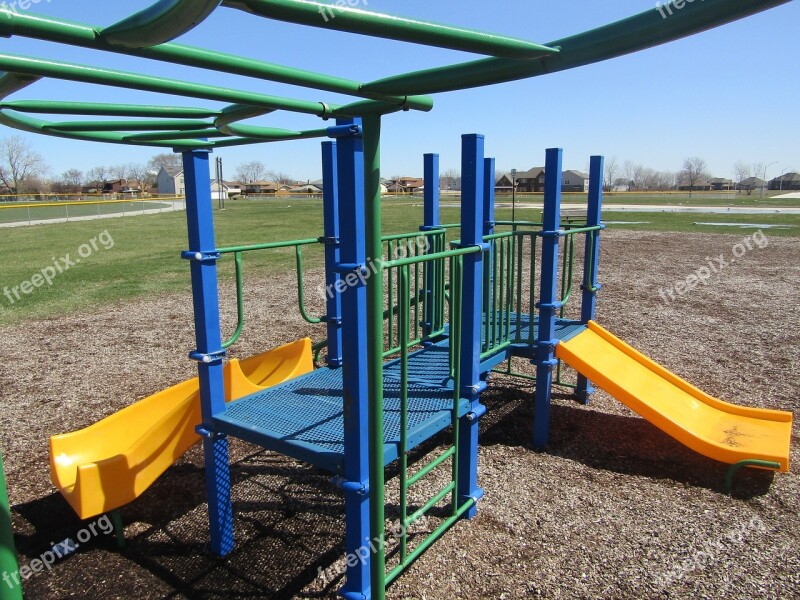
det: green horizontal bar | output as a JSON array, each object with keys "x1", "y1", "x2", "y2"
[
  {"x1": 480, "y1": 340, "x2": 512, "y2": 362},
  {"x1": 217, "y1": 237, "x2": 320, "y2": 254},
  {"x1": 46, "y1": 119, "x2": 212, "y2": 132},
  {"x1": 381, "y1": 228, "x2": 445, "y2": 243},
  {"x1": 383, "y1": 245, "x2": 480, "y2": 269},
  {"x1": 100, "y1": 0, "x2": 221, "y2": 48},
  {"x1": 362, "y1": 0, "x2": 791, "y2": 95},
  {"x1": 0, "y1": 53, "x2": 337, "y2": 116},
  {"x1": 0, "y1": 11, "x2": 432, "y2": 111},
  {"x1": 407, "y1": 447, "x2": 455, "y2": 488},
  {"x1": 218, "y1": 122, "x2": 331, "y2": 141},
  {"x1": 551, "y1": 225, "x2": 603, "y2": 236},
  {"x1": 123, "y1": 128, "x2": 228, "y2": 141},
  {"x1": 223, "y1": 0, "x2": 558, "y2": 60},
  {"x1": 0, "y1": 100, "x2": 221, "y2": 118},
  {"x1": 0, "y1": 108, "x2": 213, "y2": 148},
  {"x1": 405, "y1": 482, "x2": 455, "y2": 529},
  {"x1": 385, "y1": 498, "x2": 475, "y2": 587}
]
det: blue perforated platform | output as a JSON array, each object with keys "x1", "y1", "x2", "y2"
[{"x1": 213, "y1": 314, "x2": 585, "y2": 473}]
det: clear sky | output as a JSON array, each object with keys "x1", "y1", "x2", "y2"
[{"x1": 2, "y1": 0, "x2": 798, "y2": 182}]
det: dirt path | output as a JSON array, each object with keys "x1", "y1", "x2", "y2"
[{"x1": 1, "y1": 230, "x2": 798, "y2": 599}]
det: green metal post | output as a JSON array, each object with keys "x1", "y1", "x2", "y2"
[
  {"x1": 0, "y1": 451, "x2": 22, "y2": 600},
  {"x1": 362, "y1": 114, "x2": 386, "y2": 598}
]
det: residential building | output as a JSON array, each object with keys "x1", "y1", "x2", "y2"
[
  {"x1": 562, "y1": 170, "x2": 589, "y2": 192},
  {"x1": 769, "y1": 172, "x2": 800, "y2": 191},
  {"x1": 737, "y1": 177, "x2": 767, "y2": 193},
  {"x1": 211, "y1": 180, "x2": 243, "y2": 201},
  {"x1": 156, "y1": 167, "x2": 185, "y2": 196},
  {"x1": 709, "y1": 177, "x2": 734, "y2": 191}
]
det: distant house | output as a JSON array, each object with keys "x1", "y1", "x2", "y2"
[
  {"x1": 769, "y1": 172, "x2": 800, "y2": 191},
  {"x1": 514, "y1": 167, "x2": 546, "y2": 193},
  {"x1": 495, "y1": 174, "x2": 514, "y2": 194},
  {"x1": 562, "y1": 170, "x2": 589, "y2": 192},
  {"x1": 287, "y1": 184, "x2": 323, "y2": 195},
  {"x1": 440, "y1": 176, "x2": 461, "y2": 191},
  {"x1": 244, "y1": 180, "x2": 279, "y2": 195},
  {"x1": 678, "y1": 179, "x2": 713, "y2": 192},
  {"x1": 156, "y1": 167, "x2": 185, "y2": 196},
  {"x1": 103, "y1": 179, "x2": 129, "y2": 194},
  {"x1": 737, "y1": 177, "x2": 766, "y2": 193},
  {"x1": 709, "y1": 177, "x2": 734, "y2": 191},
  {"x1": 211, "y1": 180, "x2": 243, "y2": 201},
  {"x1": 385, "y1": 176, "x2": 424, "y2": 194}
]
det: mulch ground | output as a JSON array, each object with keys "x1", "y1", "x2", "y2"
[{"x1": 1, "y1": 229, "x2": 798, "y2": 599}]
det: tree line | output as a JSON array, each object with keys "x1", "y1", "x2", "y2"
[{"x1": 0, "y1": 136, "x2": 294, "y2": 196}]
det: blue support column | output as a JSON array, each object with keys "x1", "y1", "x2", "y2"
[
  {"x1": 532, "y1": 148, "x2": 563, "y2": 449},
  {"x1": 457, "y1": 134, "x2": 487, "y2": 519},
  {"x1": 181, "y1": 148, "x2": 234, "y2": 556},
  {"x1": 576, "y1": 156, "x2": 605, "y2": 404},
  {"x1": 333, "y1": 118, "x2": 371, "y2": 600},
  {"x1": 321, "y1": 141, "x2": 343, "y2": 368},
  {"x1": 421, "y1": 153, "x2": 440, "y2": 338}
]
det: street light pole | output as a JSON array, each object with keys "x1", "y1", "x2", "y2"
[
  {"x1": 511, "y1": 168, "x2": 517, "y2": 223},
  {"x1": 778, "y1": 166, "x2": 791, "y2": 192},
  {"x1": 763, "y1": 161, "x2": 777, "y2": 198}
]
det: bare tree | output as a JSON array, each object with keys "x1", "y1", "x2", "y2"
[
  {"x1": 86, "y1": 165, "x2": 110, "y2": 185},
  {"x1": 236, "y1": 160, "x2": 267, "y2": 183},
  {"x1": 603, "y1": 157, "x2": 619, "y2": 192},
  {"x1": 110, "y1": 164, "x2": 128, "y2": 180},
  {"x1": 147, "y1": 152, "x2": 182, "y2": 172},
  {"x1": 0, "y1": 136, "x2": 48, "y2": 195},
  {"x1": 679, "y1": 157, "x2": 709, "y2": 197},
  {"x1": 61, "y1": 169, "x2": 83, "y2": 193},
  {"x1": 126, "y1": 163, "x2": 153, "y2": 190},
  {"x1": 733, "y1": 161, "x2": 751, "y2": 191},
  {"x1": 268, "y1": 170, "x2": 294, "y2": 185}
]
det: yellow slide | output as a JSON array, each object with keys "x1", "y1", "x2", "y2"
[
  {"x1": 556, "y1": 322, "x2": 792, "y2": 471},
  {"x1": 50, "y1": 339, "x2": 314, "y2": 519}
]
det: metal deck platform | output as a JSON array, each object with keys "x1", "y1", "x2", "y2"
[{"x1": 213, "y1": 315, "x2": 586, "y2": 473}]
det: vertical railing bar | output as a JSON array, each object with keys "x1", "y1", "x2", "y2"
[{"x1": 399, "y1": 264, "x2": 410, "y2": 562}]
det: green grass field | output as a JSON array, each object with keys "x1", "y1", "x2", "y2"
[{"x1": 0, "y1": 198, "x2": 796, "y2": 325}]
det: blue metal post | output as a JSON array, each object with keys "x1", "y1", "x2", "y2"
[
  {"x1": 421, "y1": 153, "x2": 440, "y2": 338},
  {"x1": 576, "y1": 156, "x2": 604, "y2": 403},
  {"x1": 321, "y1": 141, "x2": 343, "y2": 368},
  {"x1": 181, "y1": 148, "x2": 234, "y2": 556},
  {"x1": 457, "y1": 134, "x2": 487, "y2": 519},
  {"x1": 532, "y1": 148, "x2": 563, "y2": 449},
  {"x1": 334, "y1": 118, "x2": 371, "y2": 600}
]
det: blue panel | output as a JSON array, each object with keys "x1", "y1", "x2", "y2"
[
  {"x1": 577, "y1": 155, "x2": 605, "y2": 403},
  {"x1": 532, "y1": 148, "x2": 563, "y2": 449},
  {"x1": 334, "y1": 117, "x2": 371, "y2": 599},
  {"x1": 422, "y1": 153, "x2": 441, "y2": 338},
  {"x1": 321, "y1": 141, "x2": 343, "y2": 368},
  {"x1": 212, "y1": 365, "x2": 469, "y2": 473},
  {"x1": 181, "y1": 148, "x2": 234, "y2": 557},
  {"x1": 457, "y1": 134, "x2": 486, "y2": 518}
]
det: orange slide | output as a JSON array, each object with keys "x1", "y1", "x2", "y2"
[
  {"x1": 556, "y1": 322, "x2": 792, "y2": 471},
  {"x1": 50, "y1": 339, "x2": 314, "y2": 519}
]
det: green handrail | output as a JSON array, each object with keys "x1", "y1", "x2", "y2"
[{"x1": 218, "y1": 238, "x2": 324, "y2": 349}]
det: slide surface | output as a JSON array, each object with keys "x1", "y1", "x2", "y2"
[
  {"x1": 556, "y1": 322, "x2": 792, "y2": 471},
  {"x1": 50, "y1": 338, "x2": 313, "y2": 519}
]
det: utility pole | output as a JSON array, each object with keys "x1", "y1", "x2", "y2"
[
  {"x1": 215, "y1": 156, "x2": 225, "y2": 210},
  {"x1": 511, "y1": 168, "x2": 517, "y2": 223}
]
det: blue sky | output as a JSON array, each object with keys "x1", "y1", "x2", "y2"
[{"x1": 2, "y1": 0, "x2": 798, "y2": 182}]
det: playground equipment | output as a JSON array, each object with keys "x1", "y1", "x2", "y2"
[
  {"x1": 49, "y1": 339, "x2": 313, "y2": 519},
  {"x1": 0, "y1": 2, "x2": 793, "y2": 599}
]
